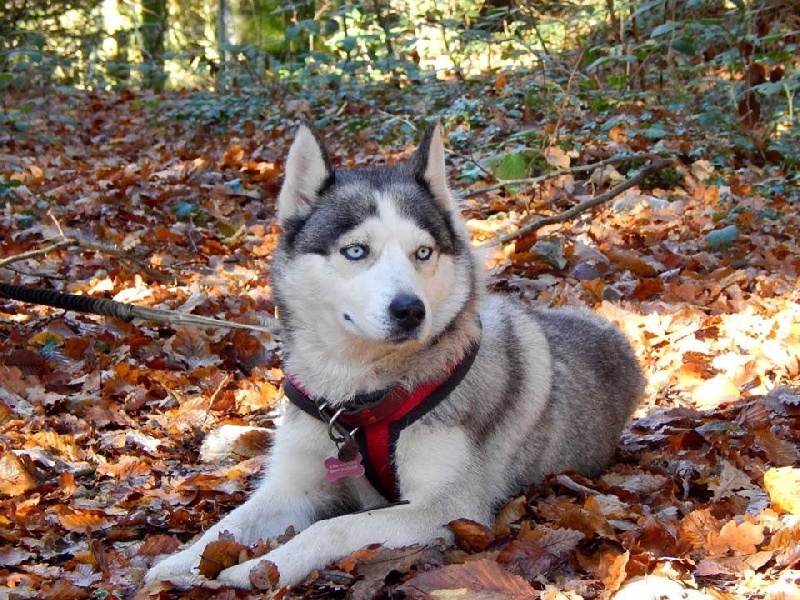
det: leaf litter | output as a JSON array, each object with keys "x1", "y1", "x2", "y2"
[{"x1": 0, "y1": 86, "x2": 798, "y2": 599}]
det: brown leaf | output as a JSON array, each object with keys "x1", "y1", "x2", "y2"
[
  {"x1": 0, "y1": 451, "x2": 37, "y2": 496},
  {"x1": 597, "y1": 550, "x2": 629, "y2": 594},
  {"x1": 708, "y1": 461, "x2": 756, "y2": 502},
  {"x1": 402, "y1": 559, "x2": 536, "y2": 598},
  {"x1": 603, "y1": 248, "x2": 658, "y2": 277},
  {"x1": 249, "y1": 559, "x2": 280, "y2": 591},
  {"x1": 497, "y1": 540, "x2": 562, "y2": 579},
  {"x1": 230, "y1": 428, "x2": 272, "y2": 459},
  {"x1": 448, "y1": 518, "x2": 495, "y2": 552},
  {"x1": 544, "y1": 146, "x2": 570, "y2": 169},
  {"x1": 493, "y1": 495, "x2": 528, "y2": 536},
  {"x1": 138, "y1": 534, "x2": 181, "y2": 557},
  {"x1": 678, "y1": 508, "x2": 720, "y2": 551},
  {"x1": 754, "y1": 428, "x2": 800, "y2": 467},
  {"x1": 39, "y1": 580, "x2": 91, "y2": 600},
  {"x1": 708, "y1": 518, "x2": 764, "y2": 556},
  {"x1": 57, "y1": 509, "x2": 114, "y2": 533},
  {"x1": 199, "y1": 533, "x2": 250, "y2": 578}
]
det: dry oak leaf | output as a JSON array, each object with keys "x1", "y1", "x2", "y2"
[
  {"x1": 57, "y1": 508, "x2": 114, "y2": 533},
  {"x1": 402, "y1": 558, "x2": 536, "y2": 599},
  {"x1": 707, "y1": 517, "x2": 765, "y2": 557},
  {"x1": 764, "y1": 467, "x2": 800, "y2": 515},
  {"x1": 39, "y1": 579, "x2": 91, "y2": 600},
  {"x1": 199, "y1": 533, "x2": 251, "y2": 579},
  {"x1": 249, "y1": 559, "x2": 280, "y2": 591},
  {"x1": 544, "y1": 146, "x2": 570, "y2": 169},
  {"x1": 597, "y1": 550, "x2": 630, "y2": 597},
  {"x1": 494, "y1": 495, "x2": 528, "y2": 536},
  {"x1": 708, "y1": 461, "x2": 757, "y2": 502},
  {"x1": 678, "y1": 508, "x2": 720, "y2": 552},
  {"x1": 0, "y1": 451, "x2": 37, "y2": 496},
  {"x1": 138, "y1": 534, "x2": 181, "y2": 557},
  {"x1": 448, "y1": 518, "x2": 496, "y2": 552}
]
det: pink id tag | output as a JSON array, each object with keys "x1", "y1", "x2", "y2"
[{"x1": 324, "y1": 452, "x2": 365, "y2": 481}]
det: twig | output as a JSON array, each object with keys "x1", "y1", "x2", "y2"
[
  {"x1": 0, "y1": 237, "x2": 172, "y2": 283},
  {"x1": 80, "y1": 241, "x2": 172, "y2": 283},
  {"x1": 462, "y1": 152, "x2": 661, "y2": 198},
  {"x1": 0, "y1": 239, "x2": 75, "y2": 270},
  {"x1": 482, "y1": 158, "x2": 673, "y2": 247},
  {"x1": 0, "y1": 283, "x2": 279, "y2": 335}
]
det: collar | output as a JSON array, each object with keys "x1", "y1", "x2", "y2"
[{"x1": 283, "y1": 335, "x2": 481, "y2": 500}]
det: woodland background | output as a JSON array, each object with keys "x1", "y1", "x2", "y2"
[{"x1": 0, "y1": 1, "x2": 799, "y2": 599}]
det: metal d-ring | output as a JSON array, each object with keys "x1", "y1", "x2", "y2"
[{"x1": 327, "y1": 407, "x2": 346, "y2": 443}]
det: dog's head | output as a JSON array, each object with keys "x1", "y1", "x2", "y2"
[{"x1": 272, "y1": 123, "x2": 475, "y2": 349}]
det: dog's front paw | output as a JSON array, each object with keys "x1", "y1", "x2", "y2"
[
  {"x1": 145, "y1": 549, "x2": 203, "y2": 585},
  {"x1": 216, "y1": 561, "x2": 258, "y2": 589}
]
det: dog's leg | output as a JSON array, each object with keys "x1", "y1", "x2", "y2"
[
  {"x1": 217, "y1": 426, "x2": 488, "y2": 588},
  {"x1": 216, "y1": 498, "x2": 478, "y2": 588},
  {"x1": 145, "y1": 412, "x2": 335, "y2": 585}
]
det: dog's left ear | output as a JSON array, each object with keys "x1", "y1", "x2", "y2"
[
  {"x1": 410, "y1": 122, "x2": 453, "y2": 211},
  {"x1": 277, "y1": 123, "x2": 335, "y2": 226}
]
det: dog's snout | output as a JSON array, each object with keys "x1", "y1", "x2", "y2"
[{"x1": 389, "y1": 295, "x2": 426, "y2": 330}]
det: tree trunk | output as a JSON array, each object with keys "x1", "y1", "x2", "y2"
[
  {"x1": 217, "y1": 0, "x2": 231, "y2": 89},
  {"x1": 141, "y1": 0, "x2": 166, "y2": 91}
]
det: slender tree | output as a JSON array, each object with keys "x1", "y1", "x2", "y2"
[{"x1": 141, "y1": 0, "x2": 167, "y2": 90}]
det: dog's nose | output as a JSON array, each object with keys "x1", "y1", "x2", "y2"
[{"x1": 389, "y1": 295, "x2": 425, "y2": 330}]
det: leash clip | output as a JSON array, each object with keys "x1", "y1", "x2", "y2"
[{"x1": 317, "y1": 403, "x2": 360, "y2": 462}]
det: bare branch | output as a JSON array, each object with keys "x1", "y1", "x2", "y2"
[
  {"x1": 482, "y1": 158, "x2": 673, "y2": 247},
  {"x1": 0, "y1": 239, "x2": 76, "y2": 270},
  {"x1": 462, "y1": 152, "x2": 662, "y2": 198},
  {"x1": 0, "y1": 237, "x2": 172, "y2": 282}
]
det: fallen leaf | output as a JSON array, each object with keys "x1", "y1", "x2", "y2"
[
  {"x1": 599, "y1": 551, "x2": 630, "y2": 595},
  {"x1": 0, "y1": 452, "x2": 37, "y2": 496},
  {"x1": 138, "y1": 535, "x2": 181, "y2": 557},
  {"x1": 544, "y1": 146, "x2": 570, "y2": 169},
  {"x1": 249, "y1": 559, "x2": 280, "y2": 591},
  {"x1": 199, "y1": 533, "x2": 250, "y2": 578},
  {"x1": 57, "y1": 509, "x2": 114, "y2": 533},
  {"x1": 448, "y1": 519, "x2": 495, "y2": 552},
  {"x1": 763, "y1": 467, "x2": 800, "y2": 515},
  {"x1": 402, "y1": 559, "x2": 536, "y2": 598},
  {"x1": 708, "y1": 518, "x2": 764, "y2": 556}
]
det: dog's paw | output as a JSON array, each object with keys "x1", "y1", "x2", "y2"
[
  {"x1": 144, "y1": 550, "x2": 202, "y2": 585},
  {"x1": 216, "y1": 561, "x2": 257, "y2": 589}
]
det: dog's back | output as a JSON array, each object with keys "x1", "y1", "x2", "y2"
[{"x1": 401, "y1": 295, "x2": 643, "y2": 520}]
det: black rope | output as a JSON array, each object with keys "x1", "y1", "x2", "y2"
[{"x1": 0, "y1": 283, "x2": 136, "y2": 321}]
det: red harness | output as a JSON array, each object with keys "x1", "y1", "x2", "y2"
[{"x1": 283, "y1": 340, "x2": 480, "y2": 501}]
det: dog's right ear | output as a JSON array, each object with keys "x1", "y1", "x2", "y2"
[{"x1": 277, "y1": 123, "x2": 334, "y2": 225}]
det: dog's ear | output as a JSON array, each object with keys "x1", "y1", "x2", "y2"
[
  {"x1": 277, "y1": 123, "x2": 334, "y2": 225},
  {"x1": 410, "y1": 122, "x2": 453, "y2": 211}
]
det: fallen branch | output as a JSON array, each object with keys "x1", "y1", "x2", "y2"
[
  {"x1": 0, "y1": 237, "x2": 172, "y2": 283},
  {"x1": 0, "y1": 283, "x2": 279, "y2": 335},
  {"x1": 0, "y1": 239, "x2": 75, "y2": 270},
  {"x1": 462, "y1": 152, "x2": 662, "y2": 198},
  {"x1": 484, "y1": 158, "x2": 673, "y2": 247}
]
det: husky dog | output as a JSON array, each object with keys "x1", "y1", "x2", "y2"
[{"x1": 145, "y1": 123, "x2": 645, "y2": 589}]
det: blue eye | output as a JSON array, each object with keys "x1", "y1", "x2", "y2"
[
  {"x1": 341, "y1": 244, "x2": 369, "y2": 261},
  {"x1": 415, "y1": 246, "x2": 433, "y2": 261}
]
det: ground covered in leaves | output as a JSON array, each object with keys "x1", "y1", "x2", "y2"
[{"x1": 0, "y1": 83, "x2": 799, "y2": 599}]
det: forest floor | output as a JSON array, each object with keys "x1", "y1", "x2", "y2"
[{"x1": 0, "y1": 81, "x2": 798, "y2": 600}]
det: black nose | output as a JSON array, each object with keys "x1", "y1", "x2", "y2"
[{"x1": 389, "y1": 295, "x2": 425, "y2": 330}]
